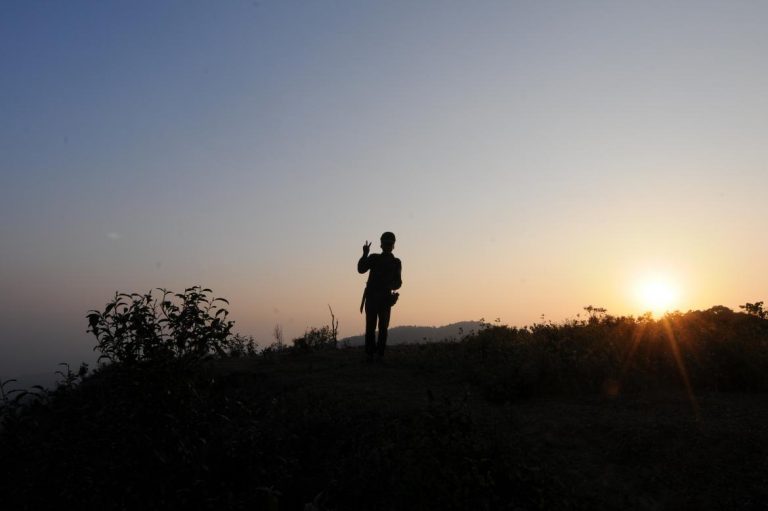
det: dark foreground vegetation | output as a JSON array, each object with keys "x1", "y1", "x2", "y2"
[{"x1": 2, "y1": 290, "x2": 768, "y2": 510}]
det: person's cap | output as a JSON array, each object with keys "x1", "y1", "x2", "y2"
[{"x1": 380, "y1": 232, "x2": 396, "y2": 243}]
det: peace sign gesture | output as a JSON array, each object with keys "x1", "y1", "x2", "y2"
[{"x1": 362, "y1": 240, "x2": 372, "y2": 256}]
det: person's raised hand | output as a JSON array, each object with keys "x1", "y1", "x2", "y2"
[{"x1": 363, "y1": 240, "x2": 371, "y2": 256}]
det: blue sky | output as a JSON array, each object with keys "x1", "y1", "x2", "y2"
[{"x1": 2, "y1": 1, "x2": 768, "y2": 377}]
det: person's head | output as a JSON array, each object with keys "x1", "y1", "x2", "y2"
[{"x1": 380, "y1": 231, "x2": 396, "y2": 253}]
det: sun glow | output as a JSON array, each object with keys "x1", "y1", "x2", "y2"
[{"x1": 634, "y1": 276, "x2": 680, "y2": 316}]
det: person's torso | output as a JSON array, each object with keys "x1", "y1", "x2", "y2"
[{"x1": 366, "y1": 253, "x2": 399, "y2": 293}]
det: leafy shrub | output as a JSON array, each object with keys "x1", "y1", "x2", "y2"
[
  {"x1": 292, "y1": 326, "x2": 337, "y2": 352},
  {"x1": 292, "y1": 307, "x2": 339, "y2": 352},
  {"x1": 55, "y1": 362, "x2": 90, "y2": 390},
  {"x1": 740, "y1": 301, "x2": 767, "y2": 319},
  {"x1": 0, "y1": 378, "x2": 25, "y2": 426},
  {"x1": 86, "y1": 286, "x2": 235, "y2": 364},
  {"x1": 227, "y1": 334, "x2": 259, "y2": 358}
]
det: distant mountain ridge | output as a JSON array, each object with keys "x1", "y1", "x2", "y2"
[{"x1": 340, "y1": 321, "x2": 483, "y2": 347}]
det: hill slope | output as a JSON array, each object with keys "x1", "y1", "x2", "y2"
[
  {"x1": 2, "y1": 344, "x2": 767, "y2": 510},
  {"x1": 3, "y1": 309, "x2": 768, "y2": 509}
]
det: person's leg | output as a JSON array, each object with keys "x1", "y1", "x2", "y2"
[
  {"x1": 376, "y1": 305, "x2": 391, "y2": 358},
  {"x1": 364, "y1": 301, "x2": 377, "y2": 361}
]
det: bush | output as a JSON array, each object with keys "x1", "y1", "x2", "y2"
[
  {"x1": 458, "y1": 306, "x2": 768, "y2": 401},
  {"x1": 292, "y1": 307, "x2": 339, "y2": 352},
  {"x1": 292, "y1": 326, "x2": 337, "y2": 352},
  {"x1": 86, "y1": 286, "x2": 235, "y2": 364},
  {"x1": 227, "y1": 334, "x2": 259, "y2": 358}
]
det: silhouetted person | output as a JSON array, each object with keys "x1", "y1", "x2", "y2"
[{"x1": 358, "y1": 232, "x2": 402, "y2": 363}]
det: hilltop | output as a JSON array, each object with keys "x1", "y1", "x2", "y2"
[{"x1": 2, "y1": 304, "x2": 768, "y2": 509}]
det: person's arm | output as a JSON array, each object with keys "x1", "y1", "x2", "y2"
[
  {"x1": 392, "y1": 259, "x2": 402, "y2": 290},
  {"x1": 357, "y1": 241, "x2": 372, "y2": 274}
]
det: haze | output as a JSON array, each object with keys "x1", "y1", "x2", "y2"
[{"x1": 2, "y1": 1, "x2": 767, "y2": 377}]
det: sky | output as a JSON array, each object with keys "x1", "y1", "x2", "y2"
[{"x1": 2, "y1": 0, "x2": 767, "y2": 377}]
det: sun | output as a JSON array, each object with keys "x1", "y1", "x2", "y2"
[{"x1": 634, "y1": 276, "x2": 680, "y2": 316}]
